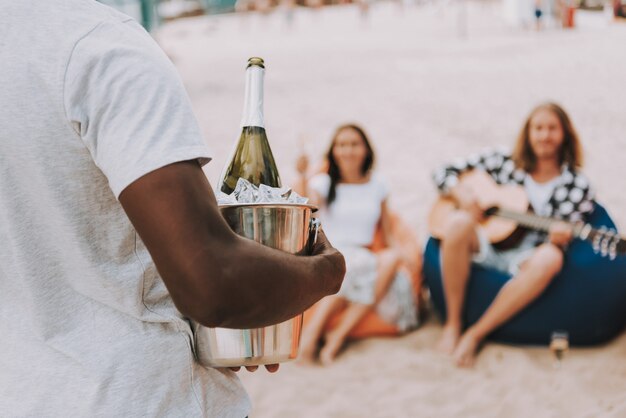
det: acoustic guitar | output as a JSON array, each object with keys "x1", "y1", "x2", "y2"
[{"x1": 428, "y1": 170, "x2": 626, "y2": 260}]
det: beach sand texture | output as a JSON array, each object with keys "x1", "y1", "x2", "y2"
[{"x1": 157, "y1": 3, "x2": 626, "y2": 416}]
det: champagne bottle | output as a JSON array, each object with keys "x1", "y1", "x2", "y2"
[{"x1": 219, "y1": 57, "x2": 282, "y2": 195}]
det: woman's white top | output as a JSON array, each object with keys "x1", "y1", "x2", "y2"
[{"x1": 309, "y1": 172, "x2": 389, "y2": 247}]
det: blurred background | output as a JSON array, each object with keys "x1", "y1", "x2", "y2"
[
  {"x1": 98, "y1": 0, "x2": 626, "y2": 236},
  {"x1": 98, "y1": 1, "x2": 626, "y2": 416}
]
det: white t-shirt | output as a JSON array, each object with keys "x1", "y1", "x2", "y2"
[
  {"x1": 0, "y1": 2, "x2": 249, "y2": 417},
  {"x1": 309, "y1": 172, "x2": 389, "y2": 247},
  {"x1": 524, "y1": 175, "x2": 560, "y2": 216}
]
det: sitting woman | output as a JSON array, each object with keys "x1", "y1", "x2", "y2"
[{"x1": 295, "y1": 124, "x2": 420, "y2": 365}]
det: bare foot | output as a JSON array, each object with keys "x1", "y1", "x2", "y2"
[
  {"x1": 452, "y1": 329, "x2": 481, "y2": 368},
  {"x1": 297, "y1": 334, "x2": 319, "y2": 365},
  {"x1": 436, "y1": 324, "x2": 461, "y2": 355},
  {"x1": 318, "y1": 331, "x2": 345, "y2": 366}
]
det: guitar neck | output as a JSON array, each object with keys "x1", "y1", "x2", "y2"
[
  {"x1": 491, "y1": 207, "x2": 626, "y2": 259},
  {"x1": 492, "y1": 208, "x2": 586, "y2": 238}
]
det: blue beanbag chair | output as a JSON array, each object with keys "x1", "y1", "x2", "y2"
[{"x1": 424, "y1": 203, "x2": 626, "y2": 345}]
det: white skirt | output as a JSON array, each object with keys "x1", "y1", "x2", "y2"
[{"x1": 337, "y1": 246, "x2": 419, "y2": 332}]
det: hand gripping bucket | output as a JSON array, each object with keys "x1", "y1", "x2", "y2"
[{"x1": 192, "y1": 203, "x2": 319, "y2": 367}]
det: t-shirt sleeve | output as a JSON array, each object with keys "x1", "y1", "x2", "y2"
[
  {"x1": 308, "y1": 173, "x2": 330, "y2": 200},
  {"x1": 432, "y1": 148, "x2": 511, "y2": 193},
  {"x1": 373, "y1": 173, "x2": 390, "y2": 202},
  {"x1": 571, "y1": 172, "x2": 595, "y2": 222},
  {"x1": 64, "y1": 19, "x2": 212, "y2": 199}
]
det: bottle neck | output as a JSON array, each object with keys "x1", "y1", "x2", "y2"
[{"x1": 240, "y1": 65, "x2": 265, "y2": 128}]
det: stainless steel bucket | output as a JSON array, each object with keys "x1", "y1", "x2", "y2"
[{"x1": 193, "y1": 203, "x2": 319, "y2": 368}]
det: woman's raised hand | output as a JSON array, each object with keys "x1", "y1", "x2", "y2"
[
  {"x1": 296, "y1": 154, "x2": 309, "y2": 177},
  {"x1": 548, "y1": 222, "x2": 573, "y2": 248}
]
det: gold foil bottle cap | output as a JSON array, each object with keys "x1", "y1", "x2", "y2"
[{"x1": 247, "y1": 57, "x2": 265, "y2": 68}]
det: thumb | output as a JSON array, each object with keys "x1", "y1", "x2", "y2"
[{"x1": 311, "y1": 227, "x2": 332, "y2": 255}]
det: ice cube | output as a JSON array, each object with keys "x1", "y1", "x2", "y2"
[{"x1": 233, "y1": 178, "x2": 258, "y2": 203}]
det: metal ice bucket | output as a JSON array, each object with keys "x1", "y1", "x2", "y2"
[{"x1": 193, "y1": 203, "x2": 319, "y2": 368}]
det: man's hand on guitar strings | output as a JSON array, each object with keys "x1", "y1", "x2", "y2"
[{"x1": 549, "y1": 222, "x2": 574, "y2": 248}]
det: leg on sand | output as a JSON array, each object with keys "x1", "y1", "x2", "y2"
[
  {"x1": 436, "y1": 210, "x2": 480, "y2": 355},
  {"x1": 453, "y1": 243, "x2": 563, "y2": 367},
  {"x1": 319, "y1": 249, "x2": 402, "y2": 365},
  {"x1": 298, "y1": 296, "x2": 346, "y2": 364}
]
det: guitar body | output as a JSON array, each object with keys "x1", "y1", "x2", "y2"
[
  {"x1": 429, "y1": 170, "x2": 529, "y2": 247},
  {"x1": 430, "y1": 170, "x2": 626, "y2": 258}
]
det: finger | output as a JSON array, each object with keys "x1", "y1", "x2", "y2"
[
  {"x1": 559, "y1": 222, "x2": 572, "y2": 234},
  {"x1": 297, "y1": 155, "x2": 308, "y2": 167},
  {"x1": 312, "y1": 230, "x2": 343, "y2": 266},
  {"x1": 311, "y1": 228, "x2": 331, "y2": 254},
  {"x1": 230, "y1": 367, "x2": 241, "y2": 372},
  {"x1": 552, "y1": 233, "x2": 564, "y2": 243},
  {"x1": 265, "y1": 364, "x2": 280, "y2": 373},
  {"x1": 245, "y1": 366, "x2": 259, "y2": 372}
]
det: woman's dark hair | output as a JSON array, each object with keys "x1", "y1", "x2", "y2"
[
  {"x1": 326, "y1": 124, "x2": 375, "y2": 206},
  {"x1": 512, "y1": 102, "x2": 584, "y2": 172}
]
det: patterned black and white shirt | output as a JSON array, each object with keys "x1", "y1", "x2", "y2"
[{"x1": 433, "y1": 148, "x2": 595, "y2": 227}]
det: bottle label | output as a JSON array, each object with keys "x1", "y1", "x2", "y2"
[{"x1": 240, "y1": 66, "x2": 265, "y2": 128}]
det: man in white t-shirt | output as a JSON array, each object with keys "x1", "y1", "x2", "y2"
[
  {"x1": 432, "y1": 103, "x2": 595, "y2": 367},
  {"x1": 0, "y1": 1, "x2": 344, "y2": 416}
]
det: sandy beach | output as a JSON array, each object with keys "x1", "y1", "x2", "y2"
[{"x1": 157, "y1": 3, "x2": 626, "y2": 416}]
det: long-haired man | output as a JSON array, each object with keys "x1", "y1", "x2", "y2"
[{"x1": 432, "y1": 102, "x2": 594, "y2": 367}]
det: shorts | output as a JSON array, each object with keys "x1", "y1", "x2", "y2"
[
  {"x1": 336, "y1": 245, "x2": 419, "y2": 332},
  {"x1": 472, "y1": 228, "x2": 537, "y2": 276}
]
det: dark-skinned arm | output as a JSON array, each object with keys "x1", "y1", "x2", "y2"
[{"x1": 119, "y1": 160, "x2": 345, "y2": 329}]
